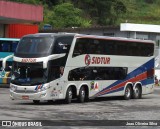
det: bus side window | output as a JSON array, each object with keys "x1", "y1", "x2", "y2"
[
  {"x1": 68, "y1": 68, "x2": 86, "y2": 81},
  {"x1": 73, "y1": 43, "x2": 83, "y2": 57},
  {"x1": 48, "y1": 66, "x2": 59, "y2": 81},
  {"x1": 0, "y1": 61, "x2": 2, "y2": 71},
  {"x1": 95, "y1": 43, "x2": 104, "y2": 54},
  {"x1": 0, "y1": 43, "x2": 2, "y2": 52},
  {"x1": 2, "y1": 42, "x2": 10, "y2": 52},
  {"x1": 12, "y1": 42, "x2": 18, "y2": 52},
  {"x1": 54, "y1": 36, "x2": 73, "y2": 54},
  {"x1": 88, "y1": 44, "x2": 96, "y2": 54}
]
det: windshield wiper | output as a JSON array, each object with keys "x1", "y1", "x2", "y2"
[{"x1": 30, "y1": 81, "x2": 45, "y2": 85}]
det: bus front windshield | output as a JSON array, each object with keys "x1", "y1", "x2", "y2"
[{"x1": 11, "y1": 62, "x2": 47, "y2": 86}]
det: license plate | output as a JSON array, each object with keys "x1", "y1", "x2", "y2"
[{"x1": 22, "y1": 96, "x2": 29, "y2": 100}]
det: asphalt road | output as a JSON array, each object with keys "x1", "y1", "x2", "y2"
[{"x1": 0, "y1": 86, "x2": 160, "y2": 129}]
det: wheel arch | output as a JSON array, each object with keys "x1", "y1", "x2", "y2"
[
  {"x1": 124, "y1": 82, "x2": 134, "y2": 94},
  {"x1": 133, "y1": 82, "x2": 142, "y2": 90}
]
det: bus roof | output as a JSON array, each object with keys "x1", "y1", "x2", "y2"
[
  {"x1": 23, "y1": 33, "x2": 76, "y2": 38},
  {"x1": 75, "y1": 34, "x2": 155, "y2": 44},
  {"x1": 22, "y1": 33, "x2": 155, "y2": 44}
]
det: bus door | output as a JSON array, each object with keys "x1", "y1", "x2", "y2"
[
  {"x1": 0, "y1": 59, "x2": 12, "y2": 84},
  {"x1": 48, "y1": 62, "x2": 65, "y2": 98}
]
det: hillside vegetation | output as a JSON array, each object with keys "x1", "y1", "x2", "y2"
[{"x1": 9, "y1": 0, "x2": 160, "y2": 29}]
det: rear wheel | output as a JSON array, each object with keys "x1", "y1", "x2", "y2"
[
  {"x1": 64, "y1": 87, "x2": 72, "y2": 104},
  {"x1": 78, "y1": 87, "x2": 86, "y2": 103},
  {"x1": 33, "y1": 100, "x2": 40, "y2": 104},
  {"x1": 124, "y1": 85, "x2": 132, "y2": 100},
  {"x1": 133, "y1": 85, "x2": 142, "y2": 99}
]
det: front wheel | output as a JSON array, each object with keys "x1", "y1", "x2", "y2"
[
  {"x1": 33, "y1": 100, "x2": 40, "y2": 104},
  {"x1": 64, "y1": 87, "x2": 72, "y2": 104},
  {"x1": 124, "y1": 85, "x2": 132, "y2": 100},
  {"x1": 133, "y1": 86, "x2": 142, "y2": 99}
]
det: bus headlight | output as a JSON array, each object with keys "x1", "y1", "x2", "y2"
[
  {"x1": 41, "y1": 86, "x2": 47, "y2": 91},
  {"x1": 35, "y1": 84, "x2": 50, "y2": 92},
  {"x1": 10, "y1": 84, "x2": 17, "y2": 92}
]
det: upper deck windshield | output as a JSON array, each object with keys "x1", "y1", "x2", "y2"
[
  {"x1": 15, "y1": 37, "x2": 54, "y2": 57},
  {"x1": 15, "y1": 35, "x2": 74, "y2": 58}
]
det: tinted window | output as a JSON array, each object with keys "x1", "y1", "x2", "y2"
[
  {"x1": 68, "y1": 67, "x2": 128, "y2": 81},
  {"x1": 0, "y1": 61, "x2": 2, "y2": 70},
  {"x1": 16, "y1": 37, "x2": 53, "y2": 55},
  {"x1": 53, "y1": 36, "x2": 74, "y2": 54},
  {"x1": 12, "y1": 41, "x2": 18, "y2": 52},
  {"x1": 15, "y1": 36, "x2": 74, "y2": 58},
  {"x1": 48, "y1": 57, "x2": 67, "y2": 81},
  {"x1": 0, "y1": 41, "x2": 18, "y2": 52},
  {"x1": 73, "y1": 38, "x2": 154, "y2": 57},
  {"x1": 11, "y1": 62, "x2": 46, "y2": 86}
]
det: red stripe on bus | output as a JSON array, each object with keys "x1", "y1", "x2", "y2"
[{"x1": 95, "y1": 71, "x2": 149, "y2": 97}]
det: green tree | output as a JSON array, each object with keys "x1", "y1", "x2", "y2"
[
  {"x1": 50, "y1": 3, "x2": 91, "y2": 28},
  {"x1": 8, "y1": 0, "x2": 160, "y2": 27},
  {"x1": 71, "y1": 0, "x2": 126, "y2": 25},
  {"x1": 9, "y1": 0, "x2": 41, "y2": 5},
  {"x1": 39, "y1": 3, "x2": 54, "y2": 29}
]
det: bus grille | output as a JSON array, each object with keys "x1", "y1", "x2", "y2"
[{"x1": 15, "y1": 90, "x2": 37, "y2": 93}]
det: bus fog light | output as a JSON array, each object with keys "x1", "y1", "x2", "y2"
[
  {"x1": 10, "y1": 92, "x2": 13, "y2": 97},
  {"x1": 40, "y1": 85, "x2": 50, "y2": 92},
  {"x1": 10, "y1": 84, "x2": 17, "y2": 92}
]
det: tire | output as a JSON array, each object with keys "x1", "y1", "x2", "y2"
[
  {"x1": 64, "y1": 87, "x2": 72, "y2": 104},
  {"x1": 47, "y1": 100, "x2": 54, "y2": 103},
  {"x1": 78, "y1": 87, "x2": 86, "y2": 103},
  {"x1": 33, "y1": 100, "x2": 40, "y2": 104},
  {"x1": 133, "y1": 85, "x2": 142, "y2": 99},
  {"x1": 124, "y1": 85, "x2": 132, "y2": 100}
]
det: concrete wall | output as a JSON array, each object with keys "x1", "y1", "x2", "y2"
[{"x1": 0, "y1": 1, "x2": 43, "y2": 23}]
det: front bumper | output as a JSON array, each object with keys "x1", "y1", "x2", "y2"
[{"x1": 10, "y1": 90, "x2": 50, "y2": 100}]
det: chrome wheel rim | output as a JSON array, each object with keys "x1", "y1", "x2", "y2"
[
  {"x1": 68, "y1": 90, "x2": 72, "y2": 99},
  {"x1": 126, "y1": 88, "x2": 131, "y2": 98},
  {"x1": 81, "y1": 90, "x2": 85, "y2": 99},
  {"x1": 134, "y1": 87, "x2": 139, "y2": 97}
]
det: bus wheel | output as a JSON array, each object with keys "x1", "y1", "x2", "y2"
[
  {"x1": 124, "y1": 85, "x2": 132, "y2": 100},
  {"x1": 47, "y1": 100, "x2": 54, "y2": 103},
  {"x1": 133, "y1": 85, "x2": 142, "y2": 99},
  {"x1": 78, "y1": 87, "x2": 86, "y2": 103},
  {"x1": 64, "y1": 87, "x2": 72, "y2": 104},
  {"x1": 33, "y1": 100, "x2": 40, "y2": 104}
]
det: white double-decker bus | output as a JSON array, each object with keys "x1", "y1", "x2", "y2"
[{"x1": 10, "y1": 33, "x2": 155, "y2": 104}]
